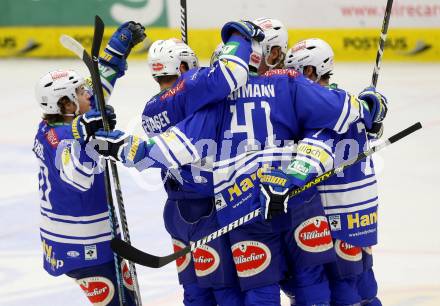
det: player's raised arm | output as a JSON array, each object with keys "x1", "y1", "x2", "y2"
[
  {"x1": 96, "y1": 21, "x2": 146, "y2": 103},
  {"x1": 291, "y1": 77, "x2": 388, "y2": 134}
]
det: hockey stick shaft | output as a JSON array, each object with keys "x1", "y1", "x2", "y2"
[
  {"x1": 180, "y1": 0, "x2": 188, "y2": 44},
  {"x1": 90, "y1": 16, "x2": 142, "y2": 306},
  {"x1": 111, "y1": 122, "x2": 422, "y2": 268},
  {"x1": 371, "y1": 0, "x2": 394, "y2": 87}
]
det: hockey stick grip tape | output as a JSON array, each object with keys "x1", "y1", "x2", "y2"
[{"x1": 388, "y1": 122, "x2": 422, "y2": 144}]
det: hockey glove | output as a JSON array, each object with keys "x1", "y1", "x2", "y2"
[
  {"x1": 358, "y1": 86, "x2": 388, "y2": 124},
  {"x1": 221, "y1": 20, "x2": 265, "y2": 43},
  {"x1": 90, "y1": 129, "x2": 129, "y2": 162},
  {"x1": 100, "y1": 21, "x2": 146, "y2": 74},
  {"x1": 72, "y1": 106, "x2": 116, "y2": 144},
  {"x1": 259, "y1": 169, "x2": 295, "y2": 220}
]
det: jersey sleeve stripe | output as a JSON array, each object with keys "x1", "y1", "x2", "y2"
[
  {"x1": 319, "y1": 183, "x2": 378, "y2": 207},
  {"x1": 153, "y1": 136, "x2": 179, "y2": 168},
  {"x1": 323, "y1": 198, "x2": 378, "y2": 215},
  {"x1": 218, "y1": 60, "x2": 237, "y2": 91}
]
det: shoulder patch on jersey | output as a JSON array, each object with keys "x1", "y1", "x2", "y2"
[
  {"x1": 192, "y1": 244, "x2": 220, "y2": 277},
  {"x1": 45, "y1": 128, "x2": 60, "y2": 148},
  {"x1": 172, "y1": 239, "x2": 191, "y2": 273},
  {"x1": 294, "y1": 216, "x2": 333, "y2": 253},
  {"x1": 77, "y1": 276, "x2": 115, "y2": 305},
  {"x1": 160, "y1": 80, "x2": 185, "y2": 101},
  {"x1": 231, "y1": 240, "x2": 271, "y2": 277},
  {"x1": 335, "y1": 240, "x2": 362, "y2": 261},
  {"x1": 263, "y1": 69, "x2": 299, "y2": 78}
]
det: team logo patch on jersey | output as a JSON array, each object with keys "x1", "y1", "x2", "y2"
[
  {"x1": 160, "y1": 80, "x2": 185, "y2": 101},
  {"x1": 77, "y1": 276, "x2": 114, "y2": 306},
  {"x1": 328, "y1": 215, "x2": 341, "y2": 231},
  {"x1": 215, "y1": 193, "x2": 227, "y2": 211},
  {"x1": 45, "y1": 128, "x2": 59, "y2": 148},
  {"x1": 121, "y1": 260, "x2": 134, "y2": 291},
  {"x1": 192, "y1": 244, "x2": 220, "y2": 277},
  {"x1": 172, "y1": 239, "x2": 191, "y2": 273},
  {"x1": 231, "y1": 240, "x2": 271, "y2": 277},
  {"x1": 84, "y1": 245, "x2": 97, "y2": 260},
  {"x1": 335, "y1": 240, "x2": 362, "y2": 262},
  {"x1": 294, "y1": 216, "x2": 333, "y2": 253}
]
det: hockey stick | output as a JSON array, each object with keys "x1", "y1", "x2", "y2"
[
  {"x1": 180, "y1": 0, "x2": 188, "y2": 44},
  {"x1": 111, "y1": 122, "x2": 422, "y2": 268},
  {"x1": 60, "y1": 18, "x2": 125, "y2": 306},
  {"x1": 371, "y1": 0, "x2": 394, "y2": 87},
  {"x1": 60, "y1": 17, "x2": 142, "y2": 306},
  {"x1": 90, "y1": 17, "x2": 143, "y2": 306},
  {"x1": 370, "y1": 0, "x2": 394, "y2": 133}
]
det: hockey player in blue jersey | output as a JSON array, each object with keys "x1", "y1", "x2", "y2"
[
  {"x1": 32, "y1": 22, "x2": 145, "y2": 306},
  {"x1": 249, "y1": 18, "x2": 340, "y2": 306},
  {"x1": 141, "y1": 38, "x2": 247, "y2": 306},
  {"x1": 73, "y1": 22, "x2": 387, "y2": 306},
  {"x1": 278, "y1": 38, "x2": 385, "y2": 306}
]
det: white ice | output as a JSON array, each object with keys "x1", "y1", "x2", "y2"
[{"x1": 0, "y1": 59, "x2": 439, "y2": 306}]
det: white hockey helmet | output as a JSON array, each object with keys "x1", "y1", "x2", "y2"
[
  {"x1": 147, "y1": 38, "x2": 198, "y2": 78},
  {"x1": 35, "y1": 69, "x2": 85, "y2": 115},
  {"x1": 253, "y1": 17, "x2": 288, "y2": 69},
  {"x1": 284, "y1": 38, "x2": 334, "y2": 81}
]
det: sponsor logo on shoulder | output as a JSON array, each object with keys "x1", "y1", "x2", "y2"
[
  {"x1": 77, "y1": 276, "x2": 114, "y2": 305},
  {"x1": 172, "y1": 239, "x2": 191, "y2": 273},
  {"x1": 294, "y1": 216, "x2": 333, "y2": 253},
  {"x1": 45, "y1": 128, "x2": 60, "y2": 148},
  {"x1": 160, "y1": 80, "x2": 185, "y2": 101},
  {"x1": 67, "y1": 250, "x2": 80, "y2": 258},
  {"x1": 263, "y1": 68, "x2": 299, "y2": 78},
  {"x1": 231, "y1": 240, "x2": 271, "y2": 277},
  {"x1": 84, "y1": 245, "x2": 97, "y2": 260},
  {"x1": 121, "y1": 260, "x2": 134, "y2": 291},
  {"x1": 192, "y1": 244, "x2": 220, "y2": 277},
  {"x1": 335, "y1": 240, "x2": 362, "y2": 262}
]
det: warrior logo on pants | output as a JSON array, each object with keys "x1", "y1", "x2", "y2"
[
  {"x1": 294, "y1": 216, "x2": 333, "y2": 253},
  {"x1": 192, "y1": 244, "x2": 220, "y2": 277},
  {"x1": 172, "y1": 239, "x2": 191, "y2": 273},
  {"x1": 77, "y1": 276, "x2": 115, "y2": 305},
  {"x1": 231, "y1": 240, "x2": 271, "y2": 278}
]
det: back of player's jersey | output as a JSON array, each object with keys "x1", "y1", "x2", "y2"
[
  {"x1": 32, "y1": 121, "x2": 113, "y2": 276},
  {"x1": 213, "y1": 72, "x2": 313, "y2": 227}
]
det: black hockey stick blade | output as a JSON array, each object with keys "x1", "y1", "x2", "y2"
[
  {"x1": 111, "y1": 238, "x2": 190, "y2": 268},
  {"x1": 92, "y1": 16, "x2": 105, "y2": 61},
  {"x1": 388, "y1": 122, "x2": 421, "y2": 144}
]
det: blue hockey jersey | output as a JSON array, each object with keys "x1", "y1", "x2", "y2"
[
  {"x1": 119, "y1": 69, "x2": 374, "y2": 228},
  {"x1": 32, "y1": 64, "x2": 121, "y2": 276},
  {"x1": 140, "y1": 34, "x2": 254, "y2": 199}
]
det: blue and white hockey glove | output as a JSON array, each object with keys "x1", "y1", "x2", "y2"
[
  {"x1": 91, "y1": 129, "x2": 128, "y2": 162},
  {"x1": 72, "y1": 106, "x2": 116, "y2": 144},
  {"x1": 358, "y1": 86, "x2": 388, "y2": 124},
  {"x1": 221, "y1": 20, "x2": 265, "y2": 43},
  {"x1": 259, "y1": 169, "x2": 295, "y2": 220},
  {"x1": 100, "y1": 21, "x2": 146, "y2": 75}
]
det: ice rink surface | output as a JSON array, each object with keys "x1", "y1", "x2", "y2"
[{"x1": 0, "y1": 58, "x2": 439, "y2": 305}]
